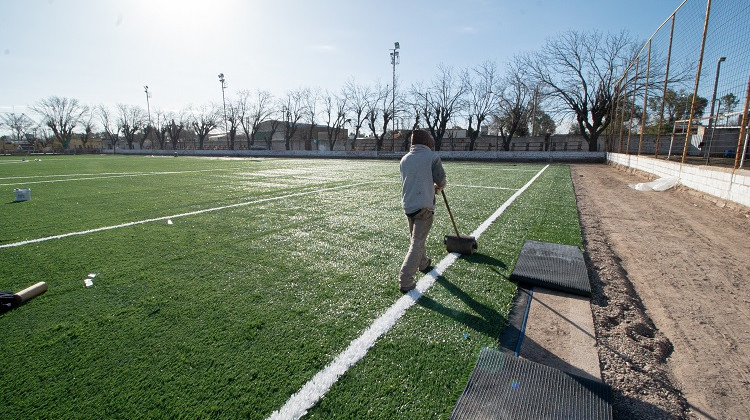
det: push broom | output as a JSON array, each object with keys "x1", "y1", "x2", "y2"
[{"x1": 441, "y1": 190, "x2": 478, "y2": 255}]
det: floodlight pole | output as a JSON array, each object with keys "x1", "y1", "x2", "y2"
[
  {"x1": 390, "y1": 42, "x2": 400, "y2": 150},
  {"x1": 144, "y1": 85, "x2": 152, "y2": 126},
  {"x1": 705, "y1": 56, "x2": 726, "y2": 163},
  {"x1": 218, "y1": 73, "x2": 229, "y2": 148}
]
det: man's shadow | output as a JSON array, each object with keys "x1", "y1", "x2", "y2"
[{"x1": 417, "y1": 253, "x2": 508, "y2": 337}]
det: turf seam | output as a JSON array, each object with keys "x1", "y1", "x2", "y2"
[{"x1": 267, "y1": 164, "x2": 549, "y2": 420}]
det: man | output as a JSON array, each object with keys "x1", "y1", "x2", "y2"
[{"x1": 398, "y1": 129, "x2": 447, "y2": 292}]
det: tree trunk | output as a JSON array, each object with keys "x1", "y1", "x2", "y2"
[{"x1": 587, "y1": 132, "x2": 599, "y2": 151}]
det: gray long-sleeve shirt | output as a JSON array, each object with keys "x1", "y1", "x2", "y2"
[{"x1": 399, "y1": 144, "x2": 447, "y2": 215}]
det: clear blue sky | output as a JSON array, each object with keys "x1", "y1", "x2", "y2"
[{"x1": 1, "y1": 0, "x2": 683, "y2": 118}]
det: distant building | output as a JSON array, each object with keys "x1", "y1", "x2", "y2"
[{"x1": 206, "y1": 121, "x2": 349, "y2": 151}]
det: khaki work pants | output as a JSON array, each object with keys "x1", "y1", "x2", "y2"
[{"x1": 399, "y1": 208, "x2": 434, "y2": 289}]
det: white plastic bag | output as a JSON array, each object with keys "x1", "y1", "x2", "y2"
[{"x1": 629, "y1": 177, "x2": 679, "y2": 192}]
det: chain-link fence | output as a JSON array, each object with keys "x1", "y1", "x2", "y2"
[{"x1": 608, "y1": 0, "x2": 750, "y2": 169}]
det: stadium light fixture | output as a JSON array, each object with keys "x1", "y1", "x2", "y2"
[
  {"x1": 144, "y1": 85, "x2": 151, "y2": 126},
  {"x1": 390, "y1": 42, "x2": 400, "y2": 149},
  {"x1": 218, "y1": 73, "x2": 229, "y2": 147}
]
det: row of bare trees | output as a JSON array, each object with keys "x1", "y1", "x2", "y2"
[{"x1": 3, "y1": 29, "x2": 655, "y2": 152}]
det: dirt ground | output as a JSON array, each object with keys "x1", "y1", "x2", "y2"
[{"x1": 571, "y1": 164, "x2": 750, "y2": 419}]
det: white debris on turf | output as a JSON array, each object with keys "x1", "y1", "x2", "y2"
[
  {"x1": 84, "y1": 273, "x2": 96, "y2": 287},
  {"x1": 629, "y1": 177, "x2": 679, "y2": 192},
  {"x1": 167, "y1": 219, "x2": 173, "y2": 225}
]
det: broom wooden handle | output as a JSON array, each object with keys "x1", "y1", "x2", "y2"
[{"x1": 441, "y1": 190, "x2": 462, "y2": 238}]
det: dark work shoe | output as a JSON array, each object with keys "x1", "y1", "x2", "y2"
[
  {"x1": 419, "y1": 258, "x2": 433, "y2": 273},
  {"x1": 400, "y1": 283, "x2": 416, "y2": 293}
]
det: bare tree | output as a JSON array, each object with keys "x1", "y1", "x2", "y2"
[
  {"x1": 413, "y1": 65, "x2": 468, "y2": 151},
  {"x1": 190, "y1": 104, "x2": 219, "y2": 150},
  {"x1": 322, "y1": 89, "x2": 348, "y2": 151},
  {"x1": 343, "y1": 79, "x2": 371, "y2": 151},
  {"x1": 238, "y1": 89, "x2": 274, "y2": 149},
  {"x1": 226, "y1": 99, "x2": 241, "y2": 150},
  {"x1": 526, "y1": 30, "x2": 638, "y2": 151},
  {"x1": 167, "y1": 112, "x2": 187, "y2": 150},
  {"x1": 464, "y1": 61, "x2": 499, "y2": 151},
  {"x1": 138, "y1": 125, "x2": 152, "y2": 149},
  {"x1": 117, "y1": 104, "x2": 147, "y2": 150},
  {"x1": 302, "y1": 87, "x2": 320, "y2": 150},
  {"x1": 152, "y1": 109, "x2": 171, "y2": 149},
  {"x1": 77, "y1": 108, "x2": 96, "y2": 150},
  {"x1": 495, "y1": 56, "x2": 535, "y2": 151},
  {"x1": 263, "y1": 111, "x2": 282, "y2": 150},
  {"x1": 281, "y1": 89, "x2": 305, "y2": 150},
  {"x1": 97, "y1": 105, "x2": 121, "y2": 150},
  {"x1": 32, "y1": 96, "x2": 87, "y2": 150},
  {"x1": 36, "y1": 126, "x2": 55, "y2": 150},
  {"x1": 1, "y1": 113, "x2": 35, "y2": 143},
  {"x1": 365, "y1": 82, "x2": 392, "y2": 151},
  {"x1": 398, "y1": 96, "x2": 423, "y2": 151}
]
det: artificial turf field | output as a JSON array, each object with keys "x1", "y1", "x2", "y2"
[{"x1": 0, "y1": 155, "x2": 582, "y2": 419}]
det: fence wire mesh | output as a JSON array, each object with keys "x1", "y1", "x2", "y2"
[{"x1": 608, "y1": 0, "x2": 750, "y2": 169}]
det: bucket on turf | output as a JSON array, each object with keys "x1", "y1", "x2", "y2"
[{"x1": 13, "y1": 188, "x2": 30, "y2": 202}]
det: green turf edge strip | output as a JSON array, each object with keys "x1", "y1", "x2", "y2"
[
  {"x1": 0, "y1": 182, "x2": 370, "y2": 249},
  {"x1": 267, "y1": 165, "x2": 549, "y2": 420}
]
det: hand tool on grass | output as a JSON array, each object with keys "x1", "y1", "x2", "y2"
[
  {"x1": 441, "y1": 190, "x2": 478, "y2": 255},
  {"x1": 0, "y1": 282, "x2": 48, "y2": 313}
]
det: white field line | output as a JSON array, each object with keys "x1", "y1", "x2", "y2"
[
  {"x1": 1, "y1": 171, "x2": 139, "y2": 180},
  {"x1": 0, "y1": 182, "x2": 369, "y2": 249},
  {"x1": 0, "y1": 170, "x2": 216, "y2": 180},
  {"x1": 0, "y1": 168, "x2": 245, "y2": 186},
  {"x1": 268, "y1": 164, "x2": 549, "y2": 420}
]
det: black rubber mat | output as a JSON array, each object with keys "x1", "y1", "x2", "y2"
[
  {"x1": 451, "y1": 348, "x2": 612, "y2": 420},
  {"x1": 510, "y1": 240, "x2": 591, "y2": 297},
  {"x1": 497, "y1": 287, "x2": 532, "y2": 355}
]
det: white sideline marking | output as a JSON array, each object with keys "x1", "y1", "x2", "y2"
[
  {"x1": 1, "y1": 171, "x2": 151, "y2": 180},
  {"x1": 0, "y1": 170, "x2": 223, "y2": 180},
  {"x1": 0, "y1": 183, "x2": 368, "y2": 249},
  {"x1": 268, "y1": 164, "x2": 549, "y2": 420},
  {"x1": 0, "y1": 168, "x2": 244, "y2": 186}
]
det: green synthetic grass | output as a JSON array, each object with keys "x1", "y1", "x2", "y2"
[{"x1": 0, "y1": 155, "x2": 581, "y2": 419}]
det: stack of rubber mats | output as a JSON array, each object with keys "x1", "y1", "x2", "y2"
[
  {"x1": 451, "y1": 240, "x2": 612, "y2": 419},
  {"x1": 509, "y1": 240, "x2": 591, "y2": 297}
]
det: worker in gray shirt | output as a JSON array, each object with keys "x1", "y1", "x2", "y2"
[{"x1": 398, "y1": 129, "x2": 447, "y2": 292}]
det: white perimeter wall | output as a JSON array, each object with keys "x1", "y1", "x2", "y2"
[
  {"x1": 607, "y1": 153, "x2": 750, "y2": 208},
  {"x1": 110, "y1": 148, "x2": 606, "y2": 162}
]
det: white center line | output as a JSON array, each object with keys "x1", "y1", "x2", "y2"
[{"x1": 267, "y1": 164, "x2": 549, "y2": 420}]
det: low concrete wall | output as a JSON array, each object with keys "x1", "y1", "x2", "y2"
[
  {"x1": 607, "y1": 153, "x2": 750, "y2": 208},
  {"x1": 109, "y1": 148, "x2": 606, "y2": 163}
]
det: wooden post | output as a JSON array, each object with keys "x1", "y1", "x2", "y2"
[
  {"x1": 655, "y1": 14, "x2": 676, "y2": 158},
  {"x1": 734, "y1": 75, "x2": 750, "y2": 170},
  {"x1": 681, "y1": 0, "x2": 712, "y2": 164}
]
